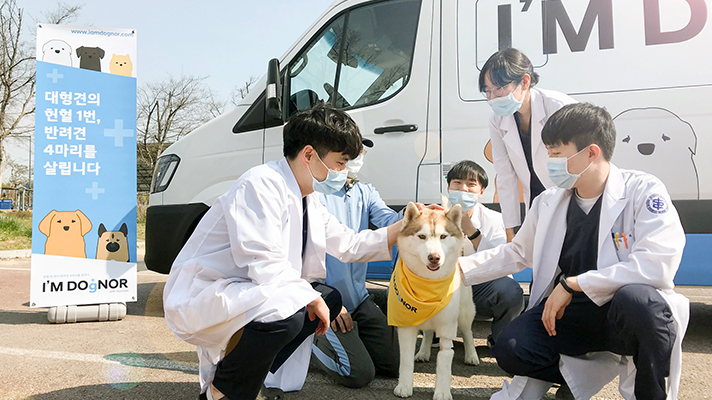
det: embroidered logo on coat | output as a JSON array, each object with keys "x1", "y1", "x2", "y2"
[{"x1": 646, "y1": 194, "x2": 668, "y2": 214}]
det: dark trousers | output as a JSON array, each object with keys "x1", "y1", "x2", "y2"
[
  {"x1": 471, "y1": 276, "x2": 525, "y2": 343},
  {"x1": 352, "y1": 296, "x2": 400, "y2": 378},
  {"x1": 211, "y1": 283, "x2": 342, "y2": 400},
  {"x1": 491, "y1": 284, "x2": 676, "y2": 400},
  {"x1": 312, "y1": 295, "x2": 399, "y2": 388}
]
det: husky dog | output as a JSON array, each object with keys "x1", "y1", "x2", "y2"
[{"x1": 391, "y1": 202, "x2": 479, "y2": 400}]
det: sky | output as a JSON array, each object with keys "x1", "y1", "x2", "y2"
[{"x1": 5, "y1": 0, "x2": 335, "y2": 178}]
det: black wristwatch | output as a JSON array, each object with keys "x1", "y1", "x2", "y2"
[
  {"x1": 558, "y1": 274, "x2": 575, "y2": 294},
  {"x1": 467, "y1": 229, "x2": 481, "y2": 241}
]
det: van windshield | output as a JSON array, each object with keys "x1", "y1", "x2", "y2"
[{"x1": 289, "y1": 0, "x2": 421, "y2": 114}]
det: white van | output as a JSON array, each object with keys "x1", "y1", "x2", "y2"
[{"x1": 146, "y1": 0, "x2": 712, "y2": 285}]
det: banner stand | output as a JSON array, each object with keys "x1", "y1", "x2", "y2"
[
  {"x1": 31, "y1": 23, "x2": 138, "y2": 314},
  {"x1": 47, "y1": 302, "x2": 126, "y2": 324}
]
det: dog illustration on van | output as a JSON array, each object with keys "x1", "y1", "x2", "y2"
[
  {"x1": 613, "y1": 107, "x2": 699, "y2": 199},
  {"x1": 38, "y1": 210, "x2": 92, "y2": 258},
  {"x1": 95, "y1": 223, "x2": 130, "y2": 262}
]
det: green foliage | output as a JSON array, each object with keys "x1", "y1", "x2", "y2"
[
  {"x1": 0, "y1": 211, "x2": 33, "y2": 250},
  {"x1": 0, "y1": 212, "x2": 32, "y2": 239}
]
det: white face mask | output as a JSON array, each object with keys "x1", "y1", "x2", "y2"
[
  {"x1": 546, "y1": 146, "x2": 592, "y2": 190},
  {"x1": 487, "y1": 91, "x2": 524, "y2": 116},
  {"x1": 447, "y1": 190, "x2": 479, "y2": 211},
  {"x1": 308, "y1": 152, "x2": 348, "y2": 195},
  {"x1": 346, "y1": 153, "x2": 364, "y2": 178}
]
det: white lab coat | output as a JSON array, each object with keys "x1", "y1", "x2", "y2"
[
  {"x1": 459, "y1": 164, "x2": 689, "y2": 400},
  {"x1": 163, "y1": 158, "x2": 392, "y2": 393},
  {"x1": 462, "y1": 203, "x2": 507, "y2": 255},
  {"x1": 489, "y1": 88, "x2": 576, "y2": 229}
]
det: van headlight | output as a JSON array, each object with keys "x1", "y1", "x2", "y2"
[{"x1": 151, "y1": 154, "x2": 180, "y2": 194}]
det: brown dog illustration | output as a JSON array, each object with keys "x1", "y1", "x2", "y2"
[
  {"x1": 38, "y1": 210, "x2": 92, "y2": 258},
  {"x1": 96, "y1": 223, "x2": 130, "y2": 262}
]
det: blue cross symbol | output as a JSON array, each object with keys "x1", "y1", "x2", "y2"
[
  {"x1": 85, "y1": 182, "x2": 105, "y2": 200},
  {"x1": 46, "y1": 69, "x2": 64, "y2": 83},
  {"x1": 104, "y1": 119, "x2": 134, "y2": 147},
  {"x1": 651, "y1": 198, "x2": 665, "y2": 211}
]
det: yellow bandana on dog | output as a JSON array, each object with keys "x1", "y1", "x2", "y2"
[{"x1": 387, "y1": 258, "x2": 460, "y2": 327}]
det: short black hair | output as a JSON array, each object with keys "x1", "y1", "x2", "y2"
[
  {"x1": 478, "y1": 48, "x2": 540, "y2": 93},
  {"x1": 446, "y1": 160, "x2": 489, "y2": 189},
  {"x1": 283, "y1": 103, "x2": 363, "y2": 160},
  {"x1": 542, "y1": 103, "x2": 616, "y2": 161}
]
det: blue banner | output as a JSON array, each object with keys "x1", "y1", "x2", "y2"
[{"x1": 31, "y1": 24, "x2": 137, "y2": 308}]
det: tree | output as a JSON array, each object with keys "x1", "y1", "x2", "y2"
[
  {"x1": 0, "y1": 0, "x2": 80, "y2": 189},
  {"x1": 136, "y1": 74, "x2": 223, "y2": 176},
  {"x1": 6, "y1": 156, "x2": 28, "y2": 188},
  {"x1": 230, "y1": 75, "x2": 258, "y2": 106}
]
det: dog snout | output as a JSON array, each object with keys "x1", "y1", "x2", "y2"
[
  {"x1": 427, "y1": 253, "x2": 440, "y2": 264},
  {"x1": 106, "y1": 242, "x2": 120, "y2": 253},
  {"x1": 54, "y1": 49, "x2": 60, "y2": 54},
  {"x1": 637, "y1": 143, "x2": 655, "y2": 156},
  {"x1": 63, "y1": 226, "x2": 69, "y2": 231}
]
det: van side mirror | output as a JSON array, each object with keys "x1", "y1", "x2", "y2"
[{"x1": 265, "y1": 58, "x2": 283, "y2": 124}]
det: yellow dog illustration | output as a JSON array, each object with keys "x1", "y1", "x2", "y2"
[{"x1": 38, "y1": 210, "x2": 92, "y2": 258}]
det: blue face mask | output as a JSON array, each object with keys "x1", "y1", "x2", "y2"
[
  {"x1": 546, "y1": 147, "x2": 592, "y2": 190},
  {"x1": 448, "y1": 190, "x2": 479, "y2": 211},
  {"x1": 309, "y1": 153, "x2": 347, "y2": 194},
  {"x1": 487, "y1": 90, "x2": 524, "y2": 117}
]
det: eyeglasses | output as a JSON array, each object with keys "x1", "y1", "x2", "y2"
[{"x1": 481, "y1": 81, "x2": 516, "y2": 99}]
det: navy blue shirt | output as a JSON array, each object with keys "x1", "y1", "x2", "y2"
[{"x1": 559, "y1": 195, "x2": 603, "y2": 301}]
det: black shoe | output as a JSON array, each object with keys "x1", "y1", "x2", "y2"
[
  {"x1": 555, "y1": 382, "x2": 574, "y2": 400},
  {"x1": 258, "y1": 385, "x2": 285, "y2": 400},
  {"x1": 486, "y1": 335, "x2": 495, "y2": 349}
]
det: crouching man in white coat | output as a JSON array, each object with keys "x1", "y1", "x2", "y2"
[
  {"x1": 163, "y1": 104, "x2": 402, "y2": 400},
  {"x1": 458, "y1": 102, "x2": 689, "y2": 400}
]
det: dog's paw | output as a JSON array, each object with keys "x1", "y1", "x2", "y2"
[
  {"x1": 415, "y1": 350, "x2": 431, "y2": 363},
  {"x1": 464, "y1": 353, "x2": 480, "y2": 366},
  {"x1": 433, "y1": 389, "x2": 453, "y2": 400},
  {"x1": 394, "y1": 383, "x2": 413, "y2": 398}
]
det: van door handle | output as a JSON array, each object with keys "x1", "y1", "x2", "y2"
[{"x1": 374, "y1": 124, "x2": 418, "y2": 134}]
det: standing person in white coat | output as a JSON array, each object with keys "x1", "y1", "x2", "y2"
[
  {"x1": 446, "y1": 160, "x2": 523, "y2": 347},
  {"x1": 480, "y1": 48, "x2": 576, "y2": 242},
  {"x1": 162, "y1": 104, "x2": 402, "y2": 400},
  {"x1": 458, "y1": 103, "x2": 689, "y2": 400}
]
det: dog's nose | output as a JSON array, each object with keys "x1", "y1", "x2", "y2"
[
  {"x1": 427, "y1": 253, "x2": 440, "y2": 264},
  {"x1": 637, "y1": 143, "x2": 655, "y2": 156},
  {"x1": 54, "y1": 49, "x2": 60, "y2": 54},
  {"x1": 106, "y1": 242, "x2": 120, "y2": 253},
  {"x1": 63, "y1": 226, "x2": 69, "y2": 231}
]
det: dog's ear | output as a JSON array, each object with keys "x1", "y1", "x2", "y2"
[
  {"x1": 38, "y1": 210, "x2": 57, "y2": 237},
  {"x1": 75, "y1": 210, "x2": 93, "y2": 236},
  {"x1": 446, "y1": 204, "x2": 463, "y2": 229},
  {"x1": 119, "y1": 223, "x2": 128, "y2": 236},
  {"x1": 98, "y1": 223, "x2": 106, "y2": 237},
  {"x1": 402, "y1": 202, "x2": 420, "y2": 224},
  {"x1": 97, "y1": 47, "x2": 105, "y2": 58},
  {"x1": 76, "y1": 46, "x2": 83, "y2": 57}
]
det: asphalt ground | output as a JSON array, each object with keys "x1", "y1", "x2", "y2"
[{"x1": 1, "y1": 253, "x2": 711, "y2": 400}]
